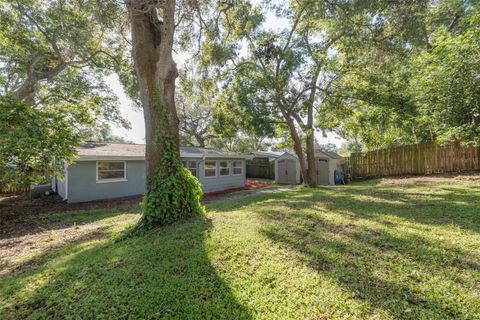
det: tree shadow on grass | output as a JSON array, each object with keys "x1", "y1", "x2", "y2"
[
  {"x1": 258, "y1": 188, "x2": 480, "y2": 319},
  {"x1": 0, "y1": 216, "x2": 252, "y2": 319},
  {"x1": 293, "y1": 182, "x2": 480, "y2": 234},
  {"x1": 1, "y1": 205, "x2": 140, "y2": 240}
]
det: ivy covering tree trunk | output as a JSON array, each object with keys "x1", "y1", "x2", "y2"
[{"x1": 126, "y1": 0, "x2": 204, "y2": 228}]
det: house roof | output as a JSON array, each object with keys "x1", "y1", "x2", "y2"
[{"x1": 76, "y1": 142, "x2": 253, "y2": 160}]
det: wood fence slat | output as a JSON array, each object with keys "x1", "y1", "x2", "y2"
[{"x1": 347, "y1": 141, "x2": 480, "y2": 179}]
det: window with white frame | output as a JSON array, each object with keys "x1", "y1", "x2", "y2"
[
  {"x1": 182, "y1": 160, "x2": 197, "y2": 177},
  {"x1": 219, "y1": 161, "x2": 230, "y2": 176},
  {"x1": 232, "y1": 160, "x2": 243, "y2": 175},
  {"x1": 204, "y1": 160, "x2": 217, "y2": 177},
  {"x1": 97, "y1": 161, "x2": 126, "y2": 182}
]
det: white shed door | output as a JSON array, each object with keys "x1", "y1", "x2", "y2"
[
  {"x1": 278, "y1": 159, "x2": 297, "y2": 184},
  {"x1": 317, "y1": 159, "x2": 330, "y2": 185}
]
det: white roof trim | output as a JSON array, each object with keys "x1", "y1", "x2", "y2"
[
  {"x1": 76, "y1": 154, "x2": 253, "y2": 161},
  {"x1": 76, "y1": 156, "x2": 145, "y2": 161}
]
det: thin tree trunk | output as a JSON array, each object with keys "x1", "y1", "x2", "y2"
[
  {"x1": 15, "y1": 82, "x2": 36, "y2": 106},
  {"x1": 279, "y1": 105, "x2": 308, "y2": 184},
  {"x1": 194, "y1": 135, "x2": 206, "y2": 148},
  {"x1": 304, "y1": 66, "x2": 321, "y2": 187},
  {"x1": 305, "y1": 127, "x2": 317, "y2": 186}
]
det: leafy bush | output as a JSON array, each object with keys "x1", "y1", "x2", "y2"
[
  {"x1": 140, "y1": 163, "x2": 205, "y2": 228},
  {"x1": 0, "y1": 94, "x2": 80, "y2": 186},
  {"x1": 137, "y1": 90, "x2": 205, "y2": 229}
]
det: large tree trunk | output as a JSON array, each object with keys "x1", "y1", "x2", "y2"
[
  {"x1": 128, "y1": 1, "x2": 179, "y2": 179},
  {"x1": 127, "y1": 0, "x2": 203, "y2": 227}
]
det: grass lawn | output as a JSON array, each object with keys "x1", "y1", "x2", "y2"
[{"x1": 1, "y1": 179, "x2": 479, "y2": 319}]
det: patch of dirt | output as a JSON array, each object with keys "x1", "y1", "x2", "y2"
[
  {"x1": 203, "y1": 185, "x2": 293, "y2": 203},
  {"x1": 0, "y1": 210, "x2": 137, "y2": 278},
  {"x1": 379, "y1": 171, "x2": 480, "y2": 185},
  {"x1": 0, "y1": 181, "x2": 286, "y2": 277},
  {"x1": 0, "y1": 194, "x2": 142, "y2": 219},
  {"x1": 0, "y1": 194, "x2": 142, "y2": 277}
]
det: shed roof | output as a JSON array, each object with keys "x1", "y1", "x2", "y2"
[
  {"x1": 275, "y1": 152, "x2": 299, "y2": 161},
  {"x1": 76, "y1": 142, "x2": 252, "y2": 160},
  {"x1": 249, "y1": 151, "x2": 285, "y2": 160},
  {"x1": 315, "y1": 149, "x2": 342, "y2": 159}
]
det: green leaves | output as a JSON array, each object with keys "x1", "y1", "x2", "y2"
[
  {"x1": 319, "y1": 0, "x2": 480, "y2": 150},
  {"x1": 0, "y1": 95, "x2": 80, "y2": 186},
  {"x1": 0, "y1": 0, "x2": 132, "y2": 184}
]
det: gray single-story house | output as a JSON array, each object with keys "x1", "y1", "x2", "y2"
[
  {"x1": 52, "y1": 142, "x2": 253, "y2": 203},
  {"x1": 274, "y1": 149, "x2": 343, "y2": 185}
]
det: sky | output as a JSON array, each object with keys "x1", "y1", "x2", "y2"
[{"x1": 108, "y1": 1, "x2": 345, "y2": 149}]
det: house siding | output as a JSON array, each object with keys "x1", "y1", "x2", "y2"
[
  {"x1": 66, "y1": 158, "x2": 246, "y2": 203},
  {"x1": 197, "y1": 159, "x2": 246, "y2": 193},
  {"x1": 67, "y1": 160, "x2": 146, "y2": 203}
]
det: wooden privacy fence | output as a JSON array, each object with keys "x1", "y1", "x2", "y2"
[
  {"x1": 246, "y1": 159, "x2": 275, "y2": 179},
  {"x1": 348, "y1": 141, "x2": 480, "y2": 179}
]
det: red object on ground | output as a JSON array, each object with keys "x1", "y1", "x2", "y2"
[
  {"x1": 203, "y1": 179, "x2": 272, "y2": 199},
  {"x1": 245, "y1": 180, "x2": 271, "y2": 189}
]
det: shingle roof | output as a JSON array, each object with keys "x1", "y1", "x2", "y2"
[
  {"x1": 249, "y1": 151, "x2": 285, "y2": 159},
  {"x1": 76, "y1": 142, "x2": 251, "y2": 159},
  {"x1": 315, "y1": 149, "x2": 342, "y2": 159},
  {"x1": 77, "y1": 142, "x2": 144, "y2": 158}
]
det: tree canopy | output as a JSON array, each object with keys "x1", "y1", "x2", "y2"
[
  {"x1": 0, "y1": 0, "x2": 130, "y2": 185},
  {"x1": 315, "y1": 0, "x2": 480, "y2": 151}
]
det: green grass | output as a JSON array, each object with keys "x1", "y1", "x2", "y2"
[{"x1": 1, "y1": 180, "x2": 479, "y2": 319}]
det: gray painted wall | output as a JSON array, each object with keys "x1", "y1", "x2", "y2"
[
  {"x1": 66, "y1": 158, "x2": 246, "y2": 203},
  {"x1": 197, "y1": 159, "x2": 246, "y2": 193},
  {"x1": 67, "y1": 160, "x2": 145, "y2": 203}
]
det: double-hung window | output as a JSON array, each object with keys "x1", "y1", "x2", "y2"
[
  {"x1": 182, "y1": 160, "x2": 198, "y2": 177},
  {"x1": 219, "y1": 161, "x2": 230, "y2": 176},
  {"x1": 232, "y1": 160, "x2": 243, "y2": 175},
  {"x1": 204, "y1": 160, "x2": 217, "y2": 177},
  {"x1": 97, "y1": 161, "x2": 126, "y2": 183}
]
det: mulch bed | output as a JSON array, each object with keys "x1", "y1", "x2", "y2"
[{"x1": 245, "y1": 180, "x2": 272, "y2": 189}]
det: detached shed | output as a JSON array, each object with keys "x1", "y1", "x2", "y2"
[
  {"x1": 274, "y1": 152, "x2": 302, "y2": 184},
  {"x1": 314, "y1": 150, "x2": 343, "y2": 185},
  {"x1": 274, "y1": 150, "x2": 343, "y2": 185}
]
